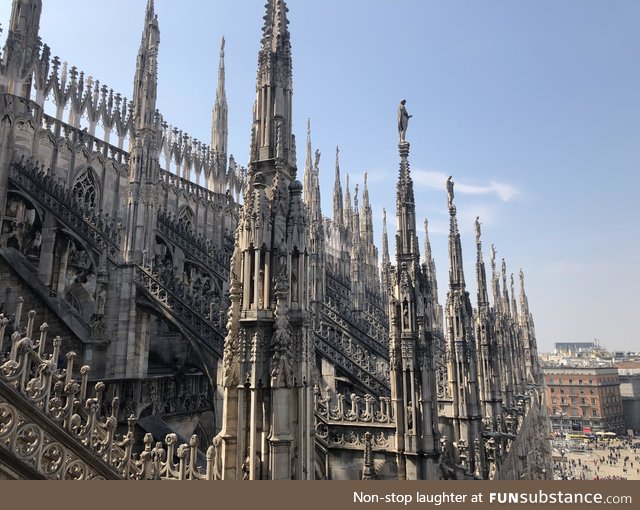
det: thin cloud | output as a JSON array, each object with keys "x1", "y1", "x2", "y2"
[{"x1": 412, "y1": 169, "x2": 520, "y2": 202}]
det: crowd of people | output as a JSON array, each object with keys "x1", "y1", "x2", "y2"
[{"x1": 554, "y1": 437, "x2": 640, "y2": 480}]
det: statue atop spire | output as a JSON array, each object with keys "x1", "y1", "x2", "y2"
[
  {"x1": 389, "y1": 100, "x2": 440, "y2": 478},
  {"x1": 314, "y1": 148, "x2": 321, "y2": 170},
  {"x1": 446, "y1": 175, "x2": 455, "y2": 211},
  {"x1": 490, "y1": 244, "x2": 496, "y2": 274},
  {"x1": 398, "y1": 99, "x2": 412, "y2": 143}
]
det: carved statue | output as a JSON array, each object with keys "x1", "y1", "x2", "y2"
[
  {"x1": 475, "y1": 216, "x2": 481, "y2": 245},
  {"x1": 213, "y1": 434, "x2": 222, "y2": 480},
  {"x1": 277, "y1": 238, "x2": 287, "y2": 273},
  {"x1": 446, "y1": 176, "x2": 454, "y2": 209},
  {"x1": 402, "y1": 299, "x2": 409, "y2": 330},
  {"x1": 314, "y1": 149, "x2": 321, "y2": 170},
  {"x1": 242, "y1": 455, "x2": 250, "y2": 480},
  {"x1": 397, "y1": 99, "x2": 412, "y2": 142}
]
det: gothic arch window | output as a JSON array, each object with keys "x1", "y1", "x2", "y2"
[
  {"x1": 178, "y1": 206, "x2": 194, "y2": 231},
  {"x1": 72, "y1": 169, "x2": 100, "y2": 211}
]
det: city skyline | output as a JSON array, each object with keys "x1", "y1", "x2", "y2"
[{"x1": 1, "y1": 0, "x2": 638, "y2": 352}]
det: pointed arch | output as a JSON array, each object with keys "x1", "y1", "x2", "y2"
[
  {"x1": 72, "y1": 167, "x2": 100, "y2": 212},
  {"x1": 177, "y1": 205, "x2": 195, "y2": 231}
]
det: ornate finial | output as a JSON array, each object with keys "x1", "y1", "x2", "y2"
[
  {"x1": 220, "y1": 36, "x2": 225, "y2": 58},
  {"x1": 490, "y1": 244, "x2": 496, "y2": 272},
  {"x1": 398, "y1": 99, "x2": 412, "y2": 143},
  {"x1": 519, "y1": 268, "x2": 525, "y2": 289},
  {"x1": 354, "y1": 184, "x2": 359, "y2": 208},
  {"x1": 446, "y1": 175, "x2": 455, "y2": 210},
  {"x1": 307, "y1": 117, "x2": 310, "y2": 137},
  {"x1": 363, "y1": 171, "x2": 368, "y2": 187},
  {"x1": 475, "y1": 216, "x2": 481, "y2": 245},
  {"x1": 362, "y1": 431, "x2": 376, "y2": 480},
  {"x1": 146, "y1": 0, "x2": 155, "y2": 21},
  {"x1": 424, "y1": 218, "x2": 429, "y2": 234}
]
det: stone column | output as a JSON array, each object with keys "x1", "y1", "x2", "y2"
[{"x1": 269, "y1": 387, "x2": 293, "y2": 480}]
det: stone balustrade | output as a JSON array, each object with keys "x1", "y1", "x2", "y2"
[
  {"x1": 9, "y1": 158, "x2": 121, "y2": 261},
  {"x1": 314, "y1": 387, "x2": 394, "y2": 424},
  {"x1": 156, "y1": 207, "x2": 231, "y2": 280},
  {"x1": 133, "y1": 265, "x2": 225, "y2": 358},
  {"x1": 0, "y1": 309, "x2": 218, "y2": 480}
]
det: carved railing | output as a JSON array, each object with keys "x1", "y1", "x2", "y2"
[
  {"x1": 364, "y1": 290, "x2": 387, "y2": 322},
  {"x1": 156, "y1": 208, "x2": 231, "y2": 282},
  {"x1": 316, "y1": 321, "x2": 389, "y2": 385},
  {"x1": 9, "y1": 159, "x2": 121, "y2": 261},
  {"x1": 314, "y1": 389, "x2": 394, "y2": 424},
  {"x1": 315, "y1": 422, "x2": 395, "y2": 452},
  {"x1": 319, "y1": 323, "x2": 389, "y2": 382},
  {"x1": 158, "y1": 168, "x2": 229, "y2": 207},
  {"x1": 91, "y1": 372, "x2": 212, "y2": 423},
  {"x1": 0, "y1": 309, "x2": 219, "y2": 480},
  {"x1": 133, "y1": 265, "x2": 225, "y2": 358},
  {"x1": 314, "y1": 332, "x2": 389, "y2": 397},
  {"x1": 320, "y1": 300, "x2": 388, "y2": 359},
  {"x1": 40, "y1": 112, "x2": 131, "y2": 167},
  {"x1": 325, "y1": 273, "x2": 388, "y2": 351},
  {"x1": 4, "y1": 32, "x2": 247, "y2": 192},
  {"x1": 362, "y1": 293, "x2": 389, "y2": 343},
  {"x1": 314, "y1": 389, "x2": 396, "y2": 452},
  {"x1": 0, "y1": 309, "x2": 134, "y2": 479},
  {"x1": 317, "y1": 297, "x2": 392, "y2": 396}
]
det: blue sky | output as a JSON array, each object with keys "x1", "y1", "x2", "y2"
[{"x1": 2, "y1": 0, "x2": 639, "y2": 352}]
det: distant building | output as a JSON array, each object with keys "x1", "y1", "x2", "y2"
[
  {"x1": 554, "y1": 341, "x2": 599, "y2": 356},
  {"x1": 543, "y1": 367, "x2": 625, "y2": 434},
  {"x1": 617, "y1": 362, "x2": 640, "y2": 434}
]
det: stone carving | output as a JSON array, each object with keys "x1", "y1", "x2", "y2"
[
  {"x1": 314, "y1": 387, "x2": 394, "y2": 424},
  {"x1": 134, "y1": 265, "x2": 225, "y2": 356},
  {"x1": 270, "y1": 273, "x2": 294, "y2": 388},
  {"x1": 397, "y1": 99, "x2": 412, "y2": 142},
  {"x1": 0, "y1": 308, "x2": 220, "y2": 480},
  {"x1": 315, "y1": 422, "x2": 392, "y2": 451},
  {"x1": 9, "y1": 159, "x2": 121, "y2": 260},
  {"x1": 222, "y1": 277, "x2": 242, "y2": 386},
  {"x1": 446, "y1": 175, "x2": 454, "y2": 210},
  {"x1": 157, "y1": 207, "x2": 231, "y2": 279}
]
